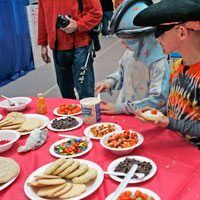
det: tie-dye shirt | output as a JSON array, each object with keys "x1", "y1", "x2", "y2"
[
  {"x1": 167, "y1": 59, "x2": 200, "y2": 121},
  {"x1": 166, "y1": 59, "x2": 200, "y2": 147}
]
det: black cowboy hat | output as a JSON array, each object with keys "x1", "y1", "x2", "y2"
[{"x1": 133, "y1": 0, "x2": 200, "y2": 26}]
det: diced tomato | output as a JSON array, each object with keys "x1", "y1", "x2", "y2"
[
  {"x1": 113, "y1": 133, "x2": 121, "y2": 140},
  {"x1": 123, "y1": 191, "x2": 132, "y2": 197},
  {"x1": 123, "y1": 131, "x2": 130, "y2": 139},
  {"x1": 151, "y1": 109, "x2": 157, "y2": 115},
  {"x1": 121, "y1": 197, "x2": 131, "y2": 200}
]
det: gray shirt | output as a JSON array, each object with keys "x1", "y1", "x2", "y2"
[{"x1": 167, "y1": 118, "x2": 200, "y2": 148}]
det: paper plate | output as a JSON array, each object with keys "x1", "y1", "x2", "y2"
[
  {"x1": 24, "y1": 159, "x2": 104, "y2": 200},
  {"x1": 53, "y1": 104, "x2": 82, "y2": 117},
  {"x1": 49, "y1": 136, "x2": 93, "y2": 158},
  {"x1": 47, "y1": 116, "x2": 83, "y2": 132},
  {"x1": 107, "y1": 155, "x2": 157, "y2": 184},
  {"x1": 106, "y1": 187, "x2": 161, "y2": 200},
  {"x1": 0, "y1": 163, "x2": 20, "y2": 191},
  {"x1": 84, "y1": 122, "x2": 122, "y2": 140},
  {"x1": 20, "y1": 114, "x2": 50, "y2": 136}
]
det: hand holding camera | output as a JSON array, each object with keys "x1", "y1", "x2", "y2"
[{"x1": 56, "y1": 15, "x2": 77, "y2": 33}]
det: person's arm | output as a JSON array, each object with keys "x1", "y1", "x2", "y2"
[
  {"x1": 105, "y1": 67, "x2": 123, "y2": 91},
  {"x1": 167, "y1": 118, "x2": 200, "y2": 138},
  {"x1": 115, "y1": 57, "x2": 170, "y2": 114},
  {"x1": 76, "y1": 0, "x2": 103, "y2": 32},
  {"x1": 38, "y1": 0, "x2": 48, "y2": 46}
]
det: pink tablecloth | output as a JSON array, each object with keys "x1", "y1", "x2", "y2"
[{"x1": 1, "y1": 98, "x2": 200, "y2": 200}]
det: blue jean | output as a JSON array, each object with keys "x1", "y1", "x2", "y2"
[
  {"x1": 53, "y1": 45, "x2": 94, "y2": 99},
  {"x1": 102, "y1": 11, "x2": 113, "y2": 35}
]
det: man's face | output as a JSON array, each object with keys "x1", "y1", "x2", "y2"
[{"x1": 156, "y1": 25, "x2": 181, "y2": 55}]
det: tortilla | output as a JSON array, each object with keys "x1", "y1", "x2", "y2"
[{"x1": 0, "y1": 157, "x2": 19, "y2": 184}]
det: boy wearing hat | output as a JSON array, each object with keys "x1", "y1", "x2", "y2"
[
  {"x1": 133, "y1": 0, "x2": 200, "y2": 147},
  {"x1": 95, "y1": 0, "x2": 170, "y2": 115}
]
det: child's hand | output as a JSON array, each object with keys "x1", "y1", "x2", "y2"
[
  {"x1": 100, "y1": 100, "x2": 115, "y2": 114},
  {"x1": 135, "y1": 107, "x2": 169, "y2": 128},
  {"x1": 95, "y1": 82, "x2": 111, "y2": 95}
]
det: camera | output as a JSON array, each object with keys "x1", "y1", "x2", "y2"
[
  {"x1": 89, "y1": 24, "x2": 101, "y2": 51},
  {"x1": 56, "y1": 15, "x2": 70, "y2": 28}
]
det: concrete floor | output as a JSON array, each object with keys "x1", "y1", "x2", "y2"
[{"x1": 0, "y1": 36, "x2": 125, "y2": 103}]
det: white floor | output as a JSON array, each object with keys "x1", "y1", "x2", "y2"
[{"x1": 0, "y1": 36, "x2": 125, "y2": 103}]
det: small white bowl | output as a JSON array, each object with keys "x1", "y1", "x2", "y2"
[
  {"x1": 0, "y1": 97, "x2": 32, "y2": 112},
  {"x1": 100, "y1": 130, "x2": 144, "y2": 156},
  {"x1": 0, "y1": 130, "x2": 20, "y2": 153}
]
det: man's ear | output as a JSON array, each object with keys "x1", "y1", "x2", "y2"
[{"x1": 177, "y1": 25, "x2": 189, "y2": 40}]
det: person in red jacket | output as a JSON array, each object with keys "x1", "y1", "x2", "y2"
[{"x1": 38, "y1": 0, "x2": 102, "y2": 99}]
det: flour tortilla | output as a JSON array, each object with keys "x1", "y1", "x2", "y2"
[
  {"x1": 37, "y1": 183, "x2": 66, "y2": 197},
  {"x1": 6, "y1": 112, "x2": 26, "y2": 124},
  {"x1": 72, "y1": 168, "x2": 97, "y2": 184},
  {"x1": 0, "y1": 157, "x2": 19, "y2": 184},
  {"x1": 44, "y1": 158, "x2": 66, "y2": 175},
  {"x1": 22, "y1": 118, "x2": 41, "y2": 131},
  {"x1": 53, "y1": 158, "x2": 74, "y2": 175},
  {"x1": 142, "y1": 110, "x2": 164, "y2": 121},
  {"x1": 59, "y1": 184, "x2": 87, "y2": 199}
]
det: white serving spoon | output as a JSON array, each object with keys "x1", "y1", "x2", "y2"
[
  {"x1": 104, "y1": 171, "x2": 145, "y2": 179},
  {"x1": 1, "y1": 95, "x2": 19, "y2": 106},
  {"x1": 59, "y1": 134, "x2": 90, "y2": 141},
  {"x1": 97, "y1": 93, "x2": 101, "y2": 101},
  {"x1": 112, "y1": 164, "x2": 138, "y2": 200}
]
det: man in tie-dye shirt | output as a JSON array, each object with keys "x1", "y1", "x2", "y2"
[{"x1": 134, "y1": 0, "x2": 200, "y2": 148}]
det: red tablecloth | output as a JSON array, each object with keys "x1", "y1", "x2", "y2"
[{"x1": 1, "y1": 98, "x2": 200, "y2": 200}]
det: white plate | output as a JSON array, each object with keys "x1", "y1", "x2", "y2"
[
  {"x1": 84, "y1": 122, "x2": 122, "y2": 140},
  {"x1": 107, "y1": 156, "x2": 157, "y2": 184},
  {"x1": 47, "y1": 116, "x2": 83, "y2": 132},
  {"x1": 106, "y1": 187, "x2": 161, "y2": 200},
  {"x1": 53, "y1": 104, "x2": 82, "y2": 117},
  {"x1": 24, "y1": 159, "x2": 104, "y2": 200},
  {"x1": 49, "y1": 135, "x2": 93, "y2": 158},
  {"x1": 0, "y1": 114, "x2": 2, "y2": 120},
  {"x1": 20, "y1": 114, "x2": 50, "y2": 136},
  {"x1": 0, "y1": 163, "x2": 20, "y2": 191}
]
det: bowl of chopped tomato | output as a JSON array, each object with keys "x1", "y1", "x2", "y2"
[
  {"x1": 106, "y1": 187, "x2": 161, "y2": 200},
  {"x1": 54, "y1": 104, "x2": 82, "y2": 116},
  {"x1": 0, "y1": 130, "x2": 20, "y2": 153},
  {"x1": 100, "y1": 130, "x2": 144, "y2": 155}
]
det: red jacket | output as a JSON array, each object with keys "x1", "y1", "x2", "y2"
[{"x1": 38, "y1": 0, "x2": 102, "y2": 50}]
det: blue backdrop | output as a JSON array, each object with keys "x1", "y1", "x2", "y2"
[{"x1": 0, "y1": 0, "x2": 34, "y2": 87}]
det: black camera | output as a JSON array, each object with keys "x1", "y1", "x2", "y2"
[
  {"x1": 56, "y1": 15, "x2": 70, "y2": 28},
  {"x1": 89, "y1": 24, "x2": 101, "y2": 51}
]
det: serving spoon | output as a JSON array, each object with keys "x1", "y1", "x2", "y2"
[
  {"x1": 1, "y1": 95, "x2": 19, "y2": 106},
  {"x1": 104, "y1": 171, "x2": 145, "y2": 179}
]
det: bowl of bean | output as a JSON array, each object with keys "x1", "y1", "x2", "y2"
[
  {"x1": 100, "y1": 130, "x2": 144, "y2": 155},
  {"x1": 0, "y1": 130, "x2": 20, "y2": 153}
]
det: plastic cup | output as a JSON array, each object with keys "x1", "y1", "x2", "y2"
[{"x1": 80, "y1": 97, "x2": 101, "y2": 124}]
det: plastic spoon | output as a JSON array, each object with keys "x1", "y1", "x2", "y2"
[
  {"x1": 1, "y1": 95, "x2": 19, "y2": 106},
  {"x1": 104, "y1": 171, "x2": 145, "y2": 179}
]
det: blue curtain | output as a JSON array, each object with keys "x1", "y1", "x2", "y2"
[{"x1": 0, "y1": 0, "x2": 34, "y2": 87}]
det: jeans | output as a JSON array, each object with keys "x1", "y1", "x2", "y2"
[
  {"x1": 102, "y1": 11, "x2": 113, "y2": 35},
  {"x1": 53, "y1": 44, "x2": 94, "y2": 99}
]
